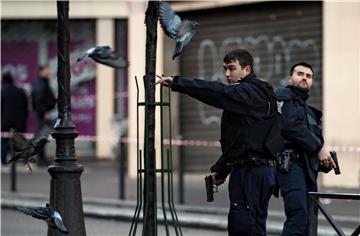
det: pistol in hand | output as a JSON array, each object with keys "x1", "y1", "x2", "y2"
[
  {"x1": 205, "y1": 175, "x2": 218, "y2": 202},
  {"x1": 330, "y1": 151, "x2": 341, "y2": 175}
]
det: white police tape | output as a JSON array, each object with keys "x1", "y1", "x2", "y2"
[{"x1": 2, "y1": 132, "x2": 360, "y2": 151}]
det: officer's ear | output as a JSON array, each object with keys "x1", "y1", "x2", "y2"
[
  {"x1": 288, "y1": 75, "x2": 293, "y2": 84},
  {"x1": 243, "y1": 65, "x2": 251, "y2": 74}
]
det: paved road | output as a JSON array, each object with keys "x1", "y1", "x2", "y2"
[
  {"x1": 1, "y1": 161, "x2": 359, "y2": 235},
  {"x1": 1, "y1": 209, "x2": 227, "y2": 236}
]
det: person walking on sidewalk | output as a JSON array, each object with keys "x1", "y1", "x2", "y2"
[
  {"x1": 1, "y1": 73, "x2": 29, "y2": 164},
  {"x1": 275, "y1": 62, "x2": 335, "y2": 235},
  {"x1": 157, "y1": 49, "x2": 284, "y2": 236},
  {"x1": 31, "y1": 65, "x2": 56, "y2": 166}
]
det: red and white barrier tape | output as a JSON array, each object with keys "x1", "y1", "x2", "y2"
[{"x1": 2, "y1": 132, "x2": 360, "y2": 151}]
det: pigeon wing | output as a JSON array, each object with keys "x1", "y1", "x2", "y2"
[
  {"x1": 172, "y1": 41, "x2": 184, "y2": 60},
  {"x1": 7, "y1": 152, "x2": 22, "y2": 164},
  {"x1": 76, "y1": 47, "x2": 95, "y2": 62},
  {"x1": 11, "y1": 133, "x2": 31, "y2": 151},
  {"x1": 159, "y1": 2, "x2": 182, "y2": 39},
  {"x1": 32, "y1": 207, "x2": 51, "y2": 220},
  {"x1": 53, "y1": 211, "x2": 68, "y2": 234},
  {"x1": 177, "y1": 20, "x2": 196, "y2": 39},
  {"x1": 92, "y1": 46, "x2": 112, "y2": 60},
  {"x1": 16, "y1": 206, "x2": 35, "y2": 216},
  {"x1": 92, "y1": 56, "x2": 128, "y2": 69}
]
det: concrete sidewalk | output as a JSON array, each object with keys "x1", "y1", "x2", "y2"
[{"x1": 1, "y1": 161, "x2": 359, "y2": 235}]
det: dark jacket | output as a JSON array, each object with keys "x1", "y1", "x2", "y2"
[
  {"x1": 172, "y1": 73, "x2": 284, "y2": 179},
  {"x1": 275, "y1": 86, "x2": 323, "y2": 184},
  {"x1": 31, "y1": 77, "x2": 56, "y2": 116},
  {"x1": 1, "y1": 83, "x2": 29, "y2": 132}
]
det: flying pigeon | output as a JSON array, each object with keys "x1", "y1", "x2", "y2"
[
  {"x1": 7, "y1": 126, "x2": 52, "y2": 171},
  {"x1": 159, "y1": 1, "x2": 198, "y2": 60},
  {"x1": 16, "y1": 203, "x2": 68, "y2": 234},
  {"x1": 77, "y1": 46, "x2": 128, "y2": 69}
]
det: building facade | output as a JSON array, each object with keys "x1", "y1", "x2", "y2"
[{"x1": 2, "y1": 1, "x2": 359, "y2": 188}]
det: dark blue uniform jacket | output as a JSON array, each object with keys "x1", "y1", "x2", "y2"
[
  {"x1": 172, "y1": 73, "x2": 284, "y2": 179},
  {"x1": 275, "y1": 86, "x2": 323, "y2": 184}
]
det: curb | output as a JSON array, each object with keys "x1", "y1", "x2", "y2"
[{"x1": 1, "y1": 192, "x2": 353, "y2": 236}]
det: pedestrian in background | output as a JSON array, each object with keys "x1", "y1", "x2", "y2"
[
  {"x1": 275, "y1": 62, "x2": 335, "y2": 235},
  {"x1": 31, "y1": 65, "x2": 56, "y2": 166},
  {"x1": 1, "y1": 72, "x2": 29, "y2": 164},
  {"x1": 157, "y1": 49, "x2": 284, "y2": 236}
]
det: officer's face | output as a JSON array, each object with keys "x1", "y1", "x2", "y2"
[
  {"x1": 223, "y1": 60, "x2": 251, "y2": 85},
  {"x1": 288, "y1": 65, "x2": 313, "y2": 92}
]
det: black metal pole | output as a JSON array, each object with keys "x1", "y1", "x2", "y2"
[
  {"x1": 308, "y1": 197, "x2": 318, "y2": 236},
  {"x1": 118, "y1": 136, "x2": 126, "y2": 200},
  {"x1": 48, "y1": 1, "x2": 86, "y2": 235},
  {"x1": 10, "y1": 162, "x2": 16, "y2": 192},
  {"x1": 9, "y1": 137, "x2": 17, "y2": 192},
  {"x1": 143, "y1": 1, "x2": 159, "y2": 235},
  {"x1": 178, "y1": 137, "x2": 185, "y2": 204}
]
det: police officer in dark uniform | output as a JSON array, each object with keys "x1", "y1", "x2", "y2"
[
  {"x1": 275, "y1": 62, "x2": 335, "y2": 236},
  {"x1": 157, "y1": 49, "x2": 284, "y2": 236}
]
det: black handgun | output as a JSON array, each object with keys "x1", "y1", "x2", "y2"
[
  {"x1": 205, "y1": 175, "x2": 215, "y2": 202},
  {"x1": 330, "y1": 151, "x2": 341, "y2": 175}
]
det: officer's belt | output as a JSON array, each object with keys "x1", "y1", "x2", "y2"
[
  {"x1": 282, "y1": 148, "x2": 302, "y2": 160},
  {"x1": 227, "y1": 156, "x2": 276, "y2": 167}
]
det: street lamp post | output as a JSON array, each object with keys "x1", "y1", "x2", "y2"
[{"x1": 48, "y1": 1, "x2": 86, "y2": 235}]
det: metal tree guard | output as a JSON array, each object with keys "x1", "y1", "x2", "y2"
[
  {"x1": 129, "y1": 1, "x2": 182, "y2": 235},
  {"x1": 128, "y1": 78, "x2": 182, "y2": 236},
  {"x1": 48, "y1": 1, "x2": 86, "y2": 235}
]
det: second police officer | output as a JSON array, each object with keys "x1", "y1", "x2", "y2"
[{"x1": 275, "y1": 62, "x2": 335, "y2": 235}]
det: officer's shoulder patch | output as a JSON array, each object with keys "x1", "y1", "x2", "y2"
[{"x1": 277, "y1": 101, "x2": 283, "y2": 114}]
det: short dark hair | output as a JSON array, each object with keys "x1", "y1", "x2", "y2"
[
  {"x1": 2, "y1": 72, "x2": 14, "y2": 84},
  {"x1": 290, "y1": 62, "x2": 314, "y2": 76},
  {"x1": 223, "y1": 49, "x2": 254, "y2": 73},
  {"x1": 38, "y1": 64, "x2": 49, "y2": 72}
]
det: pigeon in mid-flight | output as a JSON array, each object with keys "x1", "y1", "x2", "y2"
[
  {"x1": 7, "y1": 126, "x2": 52, "y2": 171},
  {"x1": 77, "y1": 46, "x2": 128, "y2": 69},
  {"x1": 16, "y1": 203, "x2": 68, "y2": 234},
  {"x1": 159, "y1": 1, "x2": 198, "y2": 60}
]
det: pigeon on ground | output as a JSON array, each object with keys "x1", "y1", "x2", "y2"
[
  {"x1": 77, "y1": 46, "x2": 128, "y2": 69},
  {"x1": 159, "y1": 1, "x2": 198, "y2": 60},
  {"x1": 7, "y1": 126, "x2": 52, "y2": 171},
  {"x1": 16, "y1": 203, "x2": 68, "y2": 234}
]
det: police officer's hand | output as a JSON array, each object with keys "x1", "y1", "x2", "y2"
[
  {"x1": 211, "y1": 172, "x2": 225, "y2": 186},
  {"x1": 318, "y1": 147, "x2": 336, "y2": 169},
  {"x1": 155, "y1": 75, "x2": 173, "y2": 88}
]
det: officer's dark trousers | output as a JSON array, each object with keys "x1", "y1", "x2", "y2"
[
  {"x1": 277, "y1": 160, "x2": 317, "y2": 236},
  {"x1": 228, "y1": 165, "x2": 276, "y2": 236}
]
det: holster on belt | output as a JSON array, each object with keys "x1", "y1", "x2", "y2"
[{"x1": 276, "y1": 149, "x2": 301, "y2": 172}]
